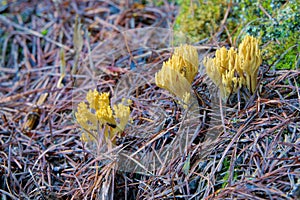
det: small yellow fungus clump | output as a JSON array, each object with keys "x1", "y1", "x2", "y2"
[
  {"x1": 75, "y1": 89, "x2": 131, "y2": 143},
  {"x1": 155, "y1": 44, "x2": 199, "y2": 107},
  {"x1": 203, "y1": 35, "x2": 262, "y2": 99}
]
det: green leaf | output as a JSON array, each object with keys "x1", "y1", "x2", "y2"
[
  {"x1": 182, "y1": 155, "x2": 190, "y2": 175},
  {"x1": 41, "y1": 29, "x2": 48, "y2": 36}
]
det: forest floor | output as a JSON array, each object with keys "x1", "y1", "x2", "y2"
[{"x1": 0, "y1": 1, "x2": 299, "y2": 199}]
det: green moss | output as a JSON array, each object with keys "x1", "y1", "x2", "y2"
[
  {"x1": 263, "y1": 37, "x2": 299, "y2": 70},
  {"x1": 235, "y1": 0, "x2": 299, "y2": 70},
  {"x1": 174, "y1": 0, "x2": 299, "y2": 69},
  {"x1": 145, "y1": 0, "x2": 178, "y2": 7},
  {"x1": 174, "y1": 0, "x2": 225, "y2": 43}
]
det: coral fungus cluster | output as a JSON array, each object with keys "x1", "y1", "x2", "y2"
[
  {"x1": 155, "y1": 44, "x2": 199, "y2": 107},
  {"x1": 75, "y1": 89, "x2": 131, "y2": 142},
  {"x1": 76, "y1": 37, "x2": 261, "y2": 142},
  {"x1": 204, "y1": 35, "x2": 262, "y2": 99}
]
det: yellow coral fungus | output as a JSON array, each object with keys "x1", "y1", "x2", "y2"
[
  {"x1": 155, "y1": 44, "x2": 198, "y2": 107},
  {"x1": 86, "y1": 90, "x2": 109, "y2": 110},
  {"x1": 238, "y1": 35, "x2": 262, "y2": 93},
  {"x1": 113, "y1": 98, "x2": 132, "y2": 131},
  {"x1": 203, "y1": 35, "x2": 262, "y2": 99},
  {"x1": 75, "y1": 101, "x2": 98, "y2": 141},
  {"x1": 173, "y1": 44, "x2": 199, "y2": 83},
  {"x1": 204, "y1": 47, "x2": 241, "y2": 98},
  {"x1": 75, "y1": 90, "x2": 131, "y2": 143}
]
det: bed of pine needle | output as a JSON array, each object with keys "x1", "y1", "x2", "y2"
[{"x1": 0, "y1": 1, "x2": 299, "y2": 199}]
